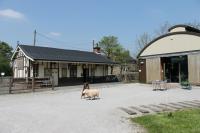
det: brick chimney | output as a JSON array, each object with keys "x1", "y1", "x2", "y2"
[{"x1": 93, "y1": 40, "x2": 101, "y2": 54}]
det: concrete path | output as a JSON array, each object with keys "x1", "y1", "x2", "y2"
[{"x1": 0, "y1": 83, "x2": 200, "y2": 133}]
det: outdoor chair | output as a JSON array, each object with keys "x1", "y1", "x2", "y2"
[{"x1": 152, "y1": 80, "x2": 168, "y2": 91}]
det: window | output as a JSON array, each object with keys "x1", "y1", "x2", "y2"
[
  {"x1": 70, "y1": 65, "x2": 77, "y2": 77},
  {"x1": 62, "y1": 68, "x2": 68, "y2": 77},
  {"x1": 44, "y1": 68, "x2": 52, "y2": 77}
]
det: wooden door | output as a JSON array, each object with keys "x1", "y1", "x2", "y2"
[{"x1": 139, "y1": 59, "x2": 146, "y2": 83}]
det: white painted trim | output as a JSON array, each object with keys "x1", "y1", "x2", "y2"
[
  {"x1": 11, "y1": 45, "x2": 34, "y2": 61},
  {"x1": 11, "y1": 46, "x2": 19, "y2": 61}
]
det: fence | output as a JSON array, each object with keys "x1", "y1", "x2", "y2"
[
  {"x1": 0, "y1": 77, "x2": 12, "y2": 94},
  {"x1": 116, "y1": 72, "x2": 139, "y2": 83},
  {"x1": 0, "y1": 77, "x2": 54, "y2": 94}
]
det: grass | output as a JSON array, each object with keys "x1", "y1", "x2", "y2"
[{"x1": 131, "y1": 109, "x2": 200, "y2": 133}]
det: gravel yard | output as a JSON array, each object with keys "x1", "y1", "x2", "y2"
[{"x1": 0, "y1": 83, "x2": 200, "y2": 133}]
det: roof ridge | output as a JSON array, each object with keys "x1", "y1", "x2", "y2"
[{"x1": 19, "y1": 44, "x2": 95, "y2": 54}]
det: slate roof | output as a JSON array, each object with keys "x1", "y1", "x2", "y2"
[{"x1": 19, "y1": 45, "x2": 115, "y2": 64}]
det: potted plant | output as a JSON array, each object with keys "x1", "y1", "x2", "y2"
[{"x1": 180, "y1": 80, "x2": 192, "y2": 90}]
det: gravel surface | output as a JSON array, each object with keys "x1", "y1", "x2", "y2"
[{"x1": 0, "y1": 83, "x2": 200, "y2": 133}]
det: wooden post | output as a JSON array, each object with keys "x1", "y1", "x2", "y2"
[
  {"x1": 52, "y1": 76, "x2": 54, "y2": 90},
  {"x1": 9, "y1": 77, "x2": 12, "y2": 94},
  {"x1": 32, "y1": 63, "x2": 35, "y2": 92}
]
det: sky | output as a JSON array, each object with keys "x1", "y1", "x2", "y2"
[{"x1": 0, "y1": 0, "x2": 200, "y2": 56}]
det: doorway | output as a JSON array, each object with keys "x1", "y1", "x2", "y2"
[
  {"x1": 161, "y1": 56, "x2": 188, "y2": 83},
  {"x1": 139, "y1": 59, "x2": 146, "y2": 83},
  {"x1": 83, "y1": 68, "x2": 89, "y2": 82}
]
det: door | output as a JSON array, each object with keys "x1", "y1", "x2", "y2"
[
  {"x1": 139, "y1": 59, "x2": 146, "y2": 83},
  {"x1": 52, "y1": 69, "x2": 58, "y2": 86},
  {"x1": 83, "y1": 68, "x2": 89, "y2": 82}
]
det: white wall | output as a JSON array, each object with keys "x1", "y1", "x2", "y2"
[
  {"x1": 13, "y1": 49, "x2": 30, "y2": 78},
  {"x1": 59, "y1": 63, "x2": 62, "y2": 78},
  {"x1": 95, "y1": 66, "x2": 104, "y2": 76},
  {"x1": 38, "y1": 63, "x2": 44, "y2": 78},
  {"x1": 108, "y1": 66, "x2": 112, "y2": 75},
  {"x1": 77, "y1": 65, "x2": 82, "y2": 77}
]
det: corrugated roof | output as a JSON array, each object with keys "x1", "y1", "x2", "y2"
[{"x1": 19, "y1": 45, "x2": 115, "y2": 64}]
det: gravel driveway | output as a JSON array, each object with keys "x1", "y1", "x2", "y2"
[{"x1": 0, "y1": 83, "x2": 200, "y2": 133}]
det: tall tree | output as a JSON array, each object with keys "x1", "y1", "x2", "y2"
[
  {"x1": 98, "y1": 36, "x2": 132, "y2": 75},
  {"x1": 98, "y1": 36, "x2": 120, "y2": 60},
  {"x1": 154, "y1": 21, "x2": 171, "y2": 37},
  {"x1": 134, "y1": 32, "x2": 152, "y2": 57},
  {"x1": 98, "y1": 36, "x2": 131, "y2": 63},
  {"x1": 186, "y1": 21, "x2": 200, "y2": 29},
  {"x1": 0, "y1": 41, "x2": 13, "y2": 76},
  {"x1": 114, "y1": 46, "x2": 131, "y2": 64}
]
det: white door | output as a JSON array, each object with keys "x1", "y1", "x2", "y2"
[{"x1": 52, "y1": 69, "x2": 58, "y2": 86}]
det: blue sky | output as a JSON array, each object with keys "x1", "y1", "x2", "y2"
[{"x1": 0, "y1": 0, "x2": 200, "y2": 55}]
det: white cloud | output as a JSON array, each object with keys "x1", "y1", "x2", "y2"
[
  {"x1": 0, "y1": 9, "x2": 25, "y2": 20},
  {"x1": 49, "y1": 32, "x2": 61, "y2": 37}
]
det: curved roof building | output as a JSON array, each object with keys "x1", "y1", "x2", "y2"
[{"x1": 138, "y1": 25, "x2": 200, "y2": 84}]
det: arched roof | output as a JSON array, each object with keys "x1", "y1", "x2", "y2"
[
  {"x1": 168, "y1": 24, "x2": 200, "y2": 33},
  {"x1": 138, "y1": 31, "x2": 200, "y2": 58}
]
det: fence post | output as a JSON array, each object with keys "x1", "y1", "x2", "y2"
[
  {"x1": 52, "y1": 76, "x2": 54, "y2": 90},
  {"x1": 9, "y1": 77, "x2": 12, "y2": 94}
]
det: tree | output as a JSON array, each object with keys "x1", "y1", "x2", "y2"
[
  {"x1": 98, "y1": 36, "x2": 131, "y2": 63},
  {"x1": 98, "y1": 36, "x2": 120, "y2": 60},
  {"x1": 154, "y1": 21, "x2": 171, "y2": 37},
  {"x1": 0, "y1": 41, "x2": 13, "y2": 76},
  {"x1": 98, "y1": 36, "x2": 132, "y2": 76},
  {"x1": 114, "y1": 47, "x2": 131, "y2": 76},
  {"x1": 186, "y1": 21, "x2": 200, "y2": 29},
  {"x1": 134, "y1": 32, "x2": 152, "y2": 57},
  {"x1": 114, "y1": 46, "x2": 131, "y2": 64}
]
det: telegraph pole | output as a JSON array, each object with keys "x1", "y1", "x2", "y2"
[
  {"x1": 33, "y1": 30, "x2": 36, "y2": 46},
  {"x1": 32, "y1": 30, "x2": 36, "y2": 91},
  {"x1": 92, "y1": 40, "x2": 95, "y2": 49}
]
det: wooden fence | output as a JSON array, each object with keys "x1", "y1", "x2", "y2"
[
  {"x1": 116, "y1": 72, "x2": 139, "y2": 83},
  {"x1": 0, "y1": 77, "x2": 54, "y2": 94}
]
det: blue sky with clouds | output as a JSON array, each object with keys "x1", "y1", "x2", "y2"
[{"x1": 0, "y1": 0, "x2": 200, "y2": 55}]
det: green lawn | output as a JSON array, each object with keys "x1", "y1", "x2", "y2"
[{"x1": 131, "y1": 109, "x2": 200, "y2": 133}]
